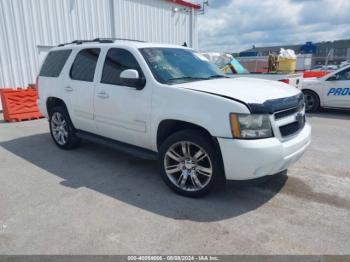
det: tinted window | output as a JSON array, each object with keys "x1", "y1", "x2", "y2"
[
  {"x1": 39, "y1": 50, "x2": 72, "y2": 77},
  {"x1": 335, "y1": 67, "x2": 350, "y2": 80},
  {"x1": 101, "y1": 48, "x2": 143, "y2": 85},
  {"x1": 70, "y1": 48, "x2": 100, "y2": 82}
]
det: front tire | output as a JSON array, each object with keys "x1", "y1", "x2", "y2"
[
  {"x1": 303, "y1": 90, "x2": 320, "y2": 112},
  {"x1": 49, "y1": 106, "x2": 80, "y2": 150},
  {"x1": 159, "y1": 130, "x2": 224, "y2": 197}
]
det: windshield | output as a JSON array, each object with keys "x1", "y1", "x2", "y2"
[{"x1": 140, "y1": 48, "x2": 226, "y2": 84}]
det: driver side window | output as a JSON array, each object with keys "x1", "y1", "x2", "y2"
[
  {"x1": 329, "y1": 68, "x2": 350, "y2": 81},
  {"x1": 101, "y1": 48, "x2": 144, "y2": 86}
]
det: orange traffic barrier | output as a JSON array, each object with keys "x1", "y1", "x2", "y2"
[
  {"x1": 0, "y1": 88, "x2": 13, "y2": 95},
  {"x1": 0, "y1": 87, "x2": 44, "y2": 122}
]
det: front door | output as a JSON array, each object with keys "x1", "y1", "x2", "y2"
[
  {"x1": 323, "y1": 67, "x2": 350, "y2": 108},
  {"x1": 93, "y1": 48, "x2": 152, "y2": 149}
]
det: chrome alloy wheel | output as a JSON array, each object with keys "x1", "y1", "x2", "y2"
[
  {"x1": 50, "y1": 112, "x2": 68, "y2": 146},
  {"x1": 164, "y1": 141, "x2": 213, "y2": 192}
]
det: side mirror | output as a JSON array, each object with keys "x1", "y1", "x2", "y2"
[
  {"x1": 120, "y1": 69, "x2": 146, "y2": 90},
  {"x1": 327, "y1": 75, "x2": 338, "y2": 81}
]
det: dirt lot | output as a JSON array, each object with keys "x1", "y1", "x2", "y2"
[{"x1": 0, "y1": 110, "x2": 350, "y2": 254}]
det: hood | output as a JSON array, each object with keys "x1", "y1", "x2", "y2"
[
  {"x1": 303, "y1": 77, "x2": 322, "y2": 87},
  {"x1": 303, "y1": 77, "x2": 321, "y2": 82},
  {"x1": 177, "y1": 77, "x2": 301, "y2": 104}
]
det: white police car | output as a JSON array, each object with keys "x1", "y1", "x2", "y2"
[{"x1": 302, "y1": 65, "x2": 350, "y2": 112}]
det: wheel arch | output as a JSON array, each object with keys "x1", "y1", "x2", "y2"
[
  {"x1": 156, "y1": 119, "x2": 221, "y2": 154},
  {"x1": 46, "y1": 97, "x2": 68, "y2": 117},
  {"x1": 302, "y1": 88, "x2": 321, "y2": 108}
]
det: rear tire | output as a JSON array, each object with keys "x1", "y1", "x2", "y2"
[
  {"x1": 303, "y1": 90, "x2": 320, "y2": 112},
  {"x1": 49, "y1": 106, "x2": 80, "y2": 150},
  {"x1": 159, "y1": 129, "x2": 224, "y2": 197}
]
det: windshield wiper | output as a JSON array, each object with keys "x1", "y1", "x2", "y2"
[
  {"x1": 166, "y1": 76, "x2": 208, "y2": 83},
  {"x1": 206, "y1": 75, "x2": 229, "y2": 79},
  {"x1": 166, "y1": 75, "x2": 228, "y2": 84}
]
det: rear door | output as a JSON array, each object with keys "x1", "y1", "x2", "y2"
[
  {"x1": 322, "y1": 67, "x2": 350, "y2": 108},
  {"x1": 63, "y1": 48, "x2": 101, "y2": 133},
  {"x1": 93, "y1": 48, "x2": 152, "y2": 149}
]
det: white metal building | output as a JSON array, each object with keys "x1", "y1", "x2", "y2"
[{"x1": 0, "y1": 0, "x2": 200, "y2": 87}]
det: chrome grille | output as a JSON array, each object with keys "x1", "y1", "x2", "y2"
[
  {"x1": 273, "y1": 100, "x2": 306, "y2": 139},
  {"x1": 274, "y1": 107, "x2": 298, "y2": 120}
]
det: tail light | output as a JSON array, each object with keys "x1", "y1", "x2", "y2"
[
  {"x1": 35, "y1": 76, "x2": 39, "y2": 98},
  {"x1": 35, "y1": 76, "x2": 39, "y2": 89},
  {"x1": 279, "y1": 79, "x2": 290, "y2": 84}
]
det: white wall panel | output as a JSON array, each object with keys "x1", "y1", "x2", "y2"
[
  {"x1": 0, "y1": 0, "x2": 112, "y2": 87},
  {"x1": 112, "y1": 0, "x2": 196, "y2": 48},
  {"x1": 0, "y1": 0, "x2": 198, "y2": 88}
]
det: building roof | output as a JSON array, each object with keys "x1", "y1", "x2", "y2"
[
  {"x1": 241, "y1": 39, "x2": 350, "y2": 54},
  {"x1": 242, "y1": 44, "x2": 301, "y2": 54},
  {"x1": 167, "y1": 0, "x2": 201, "y2": 10}
]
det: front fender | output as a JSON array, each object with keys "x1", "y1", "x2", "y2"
[{"x1": 150, "y1": 85, "x2": 249, "y2": 151}]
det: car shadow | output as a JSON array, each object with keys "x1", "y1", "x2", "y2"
[
  {"x1": 307, "y1": 108, "x2": 350, "y2": 120},
  {"x1": 0, "y1": 133, "x2": 287, "y2": 222}
]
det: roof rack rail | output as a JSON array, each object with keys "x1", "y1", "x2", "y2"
[
  {"x1": 93, "y1": 37, "x2": 145, "y2": 43},
  {"x1": 58, "y1": 38, "x2": 114, "y2": 47},
  {"x1": 58, "y1": 37, "x2": 145, "y2": 47}
]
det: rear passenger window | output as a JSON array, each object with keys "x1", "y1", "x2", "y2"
[
  {"x1": 70, "y1": 48, "x2": 100, "y2": 82},
  {"x1": 101, "y1": 48, "x2": 143, "y2": 85},
  {"x1": 39, "y1": 50, "x2": 72, "y2": 77}
]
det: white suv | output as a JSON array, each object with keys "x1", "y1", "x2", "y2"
[{"x1": 37, "y1": 38, "x2": 311, "y2": 197}]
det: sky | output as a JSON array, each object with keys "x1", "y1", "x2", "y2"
[{"x1": 196, "y1": 0, "x2": 350, "y2": 53}]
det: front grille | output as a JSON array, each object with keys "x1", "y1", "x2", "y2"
[
  {"x1": 274, "y1": 107, "x2": 298, "y2": 120},
  {"x1": 279, "y1": 116, "x2": 305, "y2": 137}
]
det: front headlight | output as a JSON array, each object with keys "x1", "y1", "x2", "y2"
[{"x1": 230, "y1": 113, "x2": 273, "y2": 139}]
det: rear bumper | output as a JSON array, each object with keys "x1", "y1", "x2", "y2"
[
  {"x1": 217, "y1": 123, "x2": 311, "y2": 180},
  {"x1": 37, "y1": 99, "x2": 48, "y2": 118}
]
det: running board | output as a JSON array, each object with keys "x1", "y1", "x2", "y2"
[{"x1": 76, "y1": 130, "x2": 158, "y2": 160}]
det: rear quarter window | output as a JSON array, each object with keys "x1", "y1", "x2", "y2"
[{"x1": 39, "y1": 50, "x2": 72, "y2": 77}]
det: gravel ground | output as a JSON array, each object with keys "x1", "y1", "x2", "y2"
[{"x1": 0, "y1": 110, "x2": 349, "y2": 255}]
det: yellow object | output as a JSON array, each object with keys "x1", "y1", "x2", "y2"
[
  {"x1": 222, "y1": 64, "x2": 232, "y2": 74},
  {"x1": 229, "y1": 114, "x2": 241, "y2": 138},
  {"x1": 277, "y1": 58, "x2": 296, "y2": 73}
]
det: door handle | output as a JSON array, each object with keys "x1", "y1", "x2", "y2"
[
  {"x1": 64, "y1": 86, "x2": 74, "y2": 92},
  {"x1": 97, "y1": 91, "x2": 109, "y2": 99}
]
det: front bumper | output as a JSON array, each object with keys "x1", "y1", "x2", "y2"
[{"x1": 218, "y1": 123, "x2": 311, "y2": 180}]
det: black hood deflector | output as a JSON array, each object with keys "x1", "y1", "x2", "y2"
[
  {"x1": 248, "y1": 93, "x2": 304, "y2": 114},
  {"x1": 186, "y1": 88, "x2": 304, "y2": 114}
]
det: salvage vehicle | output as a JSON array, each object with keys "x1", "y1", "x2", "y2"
[
  {"x1": 202, "y1": 52, "x2": 303, "y2": 89},
  {"x1": 302, "y1": 65, "x2": 350, "y2": 112},
  {"x1": 37, "y1": 39, "x2": 311, "y2": 197}
]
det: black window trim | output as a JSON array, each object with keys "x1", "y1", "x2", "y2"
[
  {"x1": 69, "y1": 48, "x2": 101, "y2": 83},
  {"x1": 39, "y1": 49, "x2": 72, "y2": 78},
  {"x1": 100, "y1": 47, "x2": 145, "y2": 89}
]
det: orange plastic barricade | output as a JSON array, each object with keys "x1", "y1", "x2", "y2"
[{"x1": 0, "y1": 87, "x2": 44, "y2": 122}]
